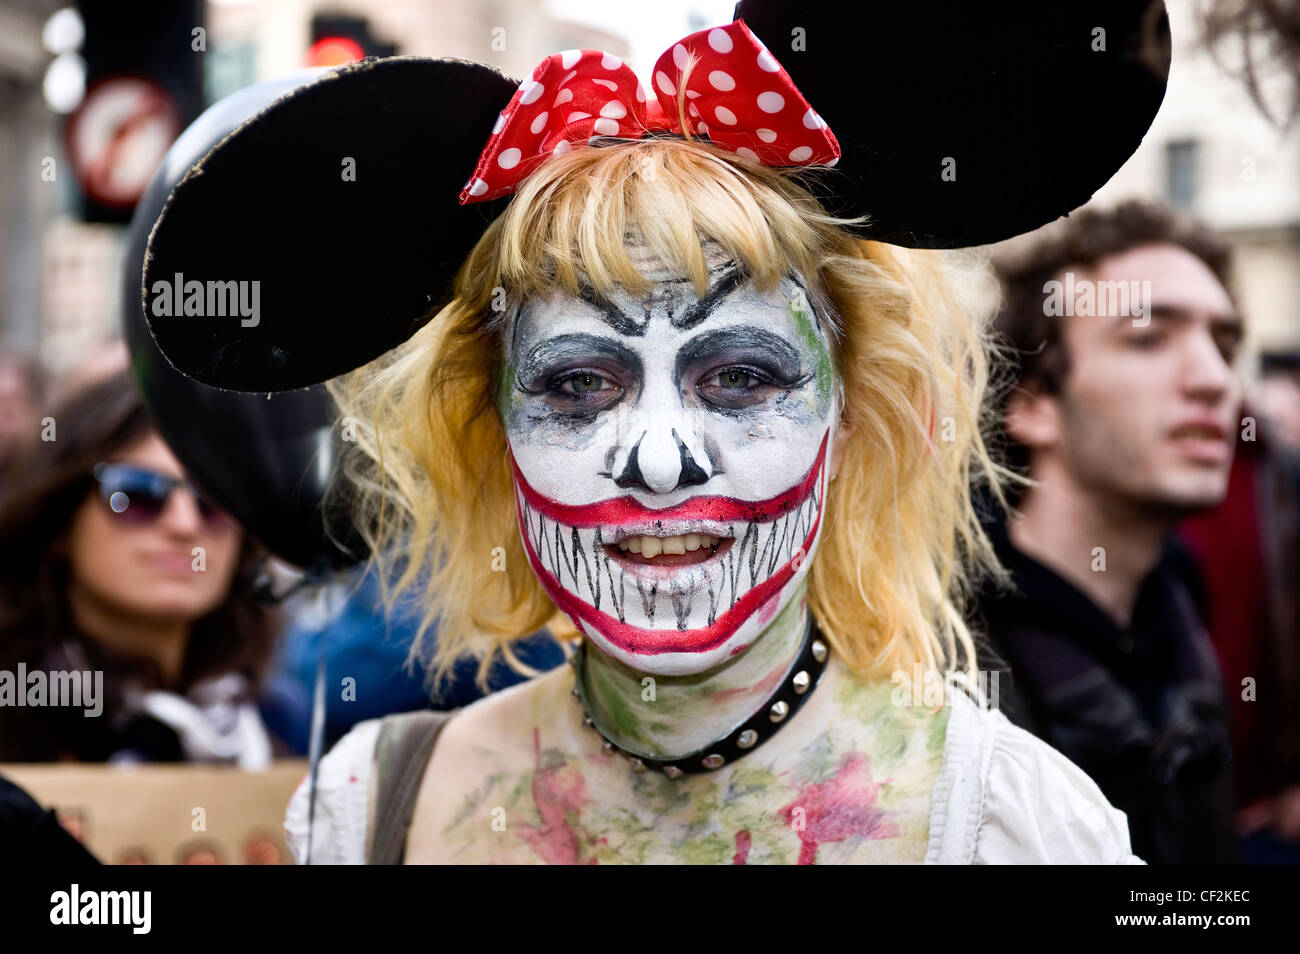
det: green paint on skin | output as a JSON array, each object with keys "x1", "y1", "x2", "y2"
[
  {"x1": 438, "y1": 616, "x2": 949, "y2": 861},
  {"x1": 631, "y1": 771, "x2": 693, "y2": 816},
  {"x1": 722, "y1": 764, "x2": 778, "y2": 802},
  {"x1": 447, "y1": 774, "x2": 500, "y2": 829},
  {"x1": 871, "y1": 709, "x2": 912, "y2": 765},
  {"x1": 437, "y1": 702, "x2": 943, "y2": 862},
  {"x1": 679, "y1": 835, "x2": 732, "y2": 865},
  {"x1": 668, "y1": 606, "x2": 797, "y2": 705},
  {"x1": 686, "y1": 785, "x2": 723, "y2": 827},
  {"x1": 495, "y1": 362, "x2": 520, "y2": 421},
  {"x1": 834, "y1": 674, "x2": 895, "y2": 724},
  {"x1": 594, "y1": 833, "x2": 647, "y2": 866},
  {"x1": 927, "y1": 706, "x2": 952, "y2": 754},
  {"x1": 792, "y1": 727, "x2": 839, "y2": 784},
  {"x1": 790, "y1": 298, "x2": 833, "y2": 405},
  {"x1": 584, "y1": 657, "x2": 646, "y2": 742},
  {"x1": 582, "y1": 581, "x2": 811, "y2": 756},
  {"x1": 829, "y1": 678, "x2": 937, "y2": 772}
]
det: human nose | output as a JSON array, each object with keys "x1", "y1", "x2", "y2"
[
  {"x1": 1182, "y1": 327, "x2": 1237, "y2": 407},
  {"x1": 610, "y1": 403, "x2": 714, "y2": 494},
  {"x1": 156, "y1": 485, "x2": 207, "y2": 536}
]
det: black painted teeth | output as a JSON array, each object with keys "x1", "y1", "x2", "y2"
[{"x1": 516, "y1": 478, "x2": 821, "y2": 631}]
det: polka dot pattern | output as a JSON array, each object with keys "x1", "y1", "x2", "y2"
[
  {"x1": 709, "y1": 70, "x2": 736, "y2": 91},
  {"x1": 458, "y1": 20, "x2": 840, "y2": 205}
]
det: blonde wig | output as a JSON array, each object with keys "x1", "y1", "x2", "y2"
[{"x1": 329, "y1": 134, "x2": 1012, "y2": 690}]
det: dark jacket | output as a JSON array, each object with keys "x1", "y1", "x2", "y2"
[{"x1": 976, "y1": 517, "x2": 1237, "y2": 864}]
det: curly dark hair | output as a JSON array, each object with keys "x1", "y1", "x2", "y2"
[{"x1": 0, "y1": 370, "x2": 273, "y2": 761}]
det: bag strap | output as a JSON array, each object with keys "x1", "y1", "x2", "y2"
[{"x1": 367, "y1": 709, "x2": 455, "y2": 865}]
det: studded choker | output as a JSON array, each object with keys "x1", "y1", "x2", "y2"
[{"x1": 570, "y1": 616, "x2": 830, "y2": 779}]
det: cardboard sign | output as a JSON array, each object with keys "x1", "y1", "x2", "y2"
[{"x1": 1, "y1": 760, "x2": 307, "y2": 865}]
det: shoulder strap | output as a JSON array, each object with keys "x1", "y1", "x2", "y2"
[{"x1": 367, "y1": 709, "x2": 455, "y2": 865}]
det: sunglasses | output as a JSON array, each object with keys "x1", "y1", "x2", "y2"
[{"x1": 91, "y1": 462, "x2": 230, "y2": 526}]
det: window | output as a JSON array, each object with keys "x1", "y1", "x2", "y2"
[{"x1": 1165, "y1": 138, "x2": 1199, "y2": 210}]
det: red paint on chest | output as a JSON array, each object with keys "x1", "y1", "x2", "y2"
[
  {"x1": 778, "y1": 753, "x2": 898, "y2": 864},
  {"x1": 732, "y1": 829, "x2": 752, "y2": 865},
  {"x1": 517, "y1": 727, "x2": 598, "y2": 864}
]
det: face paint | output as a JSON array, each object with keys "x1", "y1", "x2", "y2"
[{"x1": 504, "y1": 243, "x2": 838, "y2": 676}]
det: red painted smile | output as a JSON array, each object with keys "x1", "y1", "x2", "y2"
[{"x1": 511, "y1": 433, "x2": 828, "y2": 655}]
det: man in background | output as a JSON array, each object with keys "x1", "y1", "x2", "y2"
[{"x1": 979, "y1": 200, "x2": 1242, "y2": 863}]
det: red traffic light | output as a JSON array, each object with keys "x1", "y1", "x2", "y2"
[{"x1": 305, "y1": 36, "x2": 365, "y2": 67}]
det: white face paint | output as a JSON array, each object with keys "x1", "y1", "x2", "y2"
[{"x1": 502, "y1": 243, "x2": 839, "y2": 676}]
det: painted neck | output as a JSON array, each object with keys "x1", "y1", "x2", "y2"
[{"x1": 580, "y1": 585, "x2": 810, "y2": 759}]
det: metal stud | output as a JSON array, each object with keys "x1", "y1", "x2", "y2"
[
  {"x1": 630, "y1": 758, "x2": 647, "y2": 772},
  {"x1": 581, "y1": 715, "x2": 595, "y2": 729},
  {"x1": 811, "y1": 639, "x2": 828, "y2": 663},
  {"x1": 792, "y1": 670, "x2": 810, "y2": 694},
  {"x1": 769, "y1": 700, "x2": 789, "y2": 723},
  {"x1": 571, "y1": 687, "x2": 581, "y2": 698},
  {"x1": 602, "y1": 739, "x2": 617, "y2": 754},
  {"x1": 736, "y1": 729, "x2": 759, "y2": 749},
  {"x1": 663, "y1": 765, "x2": 684, "y2": 780},
  {"x1": 701, "y1": 754, "x2": 725, "y2": 770}
]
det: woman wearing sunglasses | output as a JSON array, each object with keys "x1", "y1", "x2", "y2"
[{"x1": 0, "y1": 370, "x2": 274, "y2": 766}]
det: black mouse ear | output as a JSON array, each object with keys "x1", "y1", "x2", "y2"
[
  {"x1": 143, "y1": 56, "x2": 518, "y2": 392},
  {"x1": 735, "y1": 0, "x2": 1171, "y2": 248}
]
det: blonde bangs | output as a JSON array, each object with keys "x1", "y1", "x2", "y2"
[
  {"x1": 467, "y1": 138, "x2": 842, "y2": 311},
  {"x1": 328, "y1": 136, "x2": 1010, "y2": 692}
]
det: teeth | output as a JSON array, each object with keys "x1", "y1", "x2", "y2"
[{"x1": 615, "y1": 534, "x2": 722, "y2": 558}]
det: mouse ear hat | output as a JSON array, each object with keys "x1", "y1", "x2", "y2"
[{"x1": 141, "y1": 0, "x2": 1170, "y2": 392}]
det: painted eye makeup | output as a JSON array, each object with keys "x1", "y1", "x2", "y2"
[
  {"x1": 515, "y1": 333, "x2": 644, "y2": 413},
  {"x1": 676, "y1": 327, "x2": 810, "y2": 412},
  {"x1": 547, "y1": 368, "x2": 625, "y2": 408},
  {"x1": 558, "y1": 371, "x2": 610, "y2": 394},
  {"x1": 695, "y1": 364, "x2": 785, "y2": 409}
]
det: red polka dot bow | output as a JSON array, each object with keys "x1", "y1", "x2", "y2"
[{"x1": 458, "y1": 19, "x2": 840, "y2": 205}]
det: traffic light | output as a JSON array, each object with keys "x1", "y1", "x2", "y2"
[
  {"x1": 307, "y1": 14, "x2": 397, "y2": 67},
  {"x1": 69, "y1": 0, "x2": 204, "y2": 224}
]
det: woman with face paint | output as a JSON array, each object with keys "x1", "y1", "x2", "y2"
[
  {"x1": 319, "y1": 145, "x2": 1020, "y2": 864},
  {"x1": 139, "y1": 5, "x2": 1173, "y2": 862}
]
